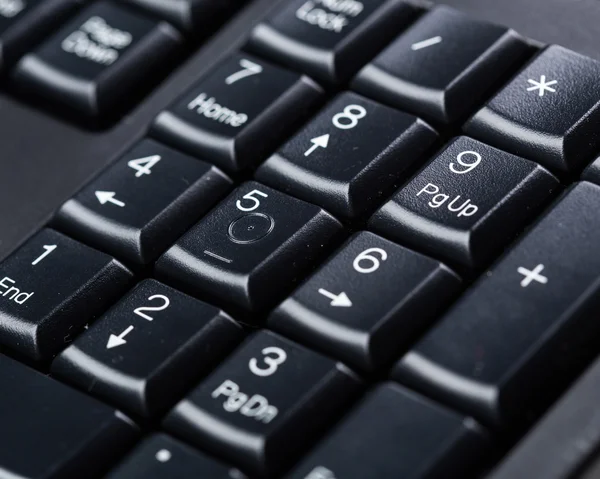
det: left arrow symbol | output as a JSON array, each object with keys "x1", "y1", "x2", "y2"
[
  {"x1": 106, "y1": 325, "x2": 134, "y2": 349},
  {"x1": 95, "y1": 191, "x2": 126, "y2": 207}
]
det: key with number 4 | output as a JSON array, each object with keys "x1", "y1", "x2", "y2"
[
  {"x1": 164, "y1": 330, "x2": 361, "y2": 477},
  {"x1": 55, "y1": 139, "x2": 232, "y2": 266},
  {"x1": 0, "y1": 229, "x2": 132, "y2": 361}
]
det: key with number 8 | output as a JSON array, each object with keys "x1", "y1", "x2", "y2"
[
  {"x1": 256, "y1": 92, "x2": 437, "y2": 221},
  {"x1": 164, "y1": 330, "x2": 361, "y2": 477}
]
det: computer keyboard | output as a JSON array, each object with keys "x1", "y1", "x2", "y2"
[{"x1": 2, "y1": 0, "x2": 600, "y2": 477}]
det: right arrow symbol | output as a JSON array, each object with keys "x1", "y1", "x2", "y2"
[
  {"x1": 304, "y1": 134, "x2": 330, "y2": 157},
  {"x1": 318, "y1": 288, "x2": 353, "y2": 307},
  {"x1": 106, "y1": 325, "x2": 134, "y2": 350}
]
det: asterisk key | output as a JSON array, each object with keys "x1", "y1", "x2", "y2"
[{"x1": 527, "y1": 75, "x2": 558, "y2": 97}]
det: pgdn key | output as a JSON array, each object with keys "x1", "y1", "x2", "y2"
[{"x1": 164, "y1": 330, "x2": 361, "y2": 477}]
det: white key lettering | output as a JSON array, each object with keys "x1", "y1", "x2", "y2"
[
  {"x1": 0, "y1": 277, "x2": 33, "y2": 304},
  {"x1": 187, "y1": 93, "x2": 248, "y2": 128},
  {"x1": 211, "y1": 380, "x2": 279, "y2": 424},
  {"x1": 61, "y1": 16, "x2": 132, "y2": 66},
  {"x1": 416, "y1": 183, "x2": 479, "y2": 218}
]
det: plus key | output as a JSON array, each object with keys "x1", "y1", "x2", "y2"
[
  {"x1": 393, "y1": 182, "x2": 600, "y2": 430},
  {"x1": 466, "y1": 45, "x2": 600, "y2": 173}
]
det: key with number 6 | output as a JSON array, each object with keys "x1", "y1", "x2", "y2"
[
  {"x1": 270, "y1": 232, "x2": 461, "y2": 372},
  {"x1": 164, "y1": 330, "x2": 361, "y2": 477}
]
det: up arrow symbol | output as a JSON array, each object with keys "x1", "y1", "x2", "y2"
[
  {"x1": 106, "y1": 325, "x2": 134, "y2": 350},
  {"x1": 304, "y1": 134, "x2": 330, "y2": 157}
]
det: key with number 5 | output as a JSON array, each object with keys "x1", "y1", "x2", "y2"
[
  {"x1": 155, "y1": 182, "x2": 343, "y2": 313},
  {"x1": 164, "y1": 330, "x2": 361, "y2": 477}
]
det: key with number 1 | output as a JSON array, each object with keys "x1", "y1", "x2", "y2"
[{"x1": 0, "y1": 229, "x2": 133, "y2": 361}]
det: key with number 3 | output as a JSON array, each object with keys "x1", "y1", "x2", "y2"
[{"x1": 164, "y1": 330, "x2": 361, "y2": 477}]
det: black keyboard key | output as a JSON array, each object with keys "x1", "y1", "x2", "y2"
[
  {"x1": 155, "y1": 182, "x2": 343, "y2": 313},
  {"x1": 393, "y1": 182, "x2": 600, "y2": 429},
  {"x1": 488, "y1": 353, "x2": 600, "y2": 479},
  {"x1": 270, "y1": 232, "x2": 460, "y2": 372},
  {"x1": 0, "y1": 0, "x2": 82, "y2": 69},
  {"x1": 52, "y1": 279, "x2": 244, "y2": 417},
  {"x1": 0, "y1": 228, "x2": 132, "y2": 361},
  {"x1": 13, "y1": 1, "x2": 183, "y2": 121},
  {"x1": 54, "y1": 139, "x2": 231, "y2": 266},
  {"x1": 128, "y1": 0, "x2": 246, "y2": 34},
  {"x1": 256, "y1": 92, "x2": 437, "y2": 220},
  {"x1": 164, "y1": 330, "x2": 361, "y2": 476},
  {"x1": 465, "y1": 46, "x2": 600, "y2": 173},
  {"x1": 107, "y1": 434, "x2": 243, "y2": 479},
  {"x1": 247, "y1": 0, "x2": 419, "y2": 85},
  {"x1": 582, "y1": 156, "x2": 600, "y2": 186},
  {"x1": 352, "y1": 6, "x2": 528, "y2": 124},
  {"x1": 0, "y1": 354, "x2": 139, "y2": 478},
  {"x1": 152, "y1": 53, "x2": 323, "y2": 173},
  {"x1": 287, "y1": 383, "x2": 489, "y2": 479},
  {"x1": 370, "y1": 136, "x2": 558, "y2": 270}
]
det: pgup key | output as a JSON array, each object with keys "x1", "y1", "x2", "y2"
[{"x1": 370, "y1": 137, "x2": 559, "y2": 271}]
